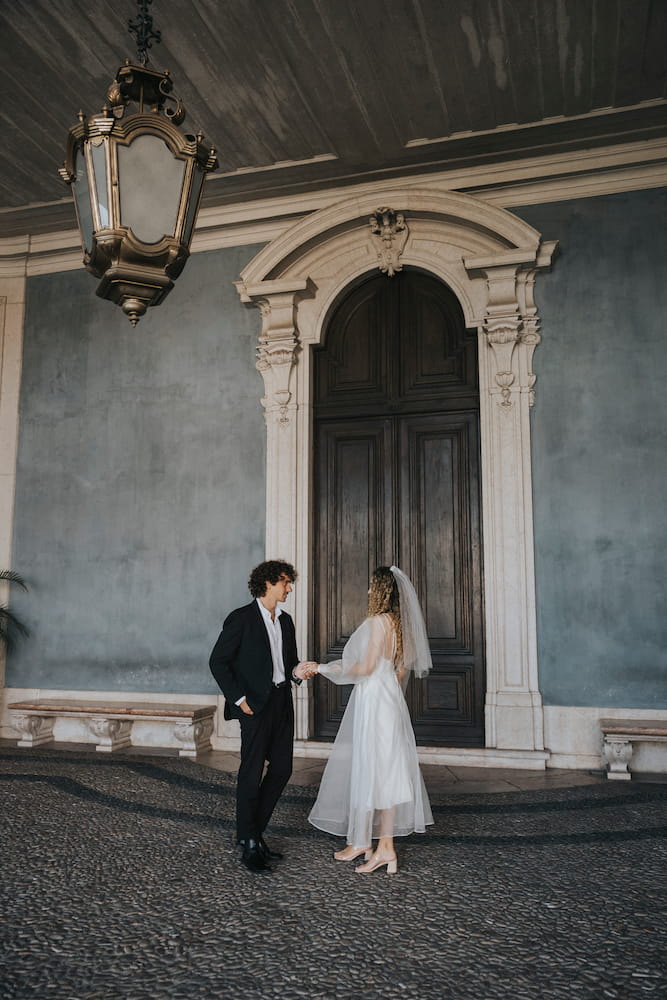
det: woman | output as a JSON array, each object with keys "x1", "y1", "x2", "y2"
[{"x1": 307, "y1": 566, "x2": 433, "y2": 874}]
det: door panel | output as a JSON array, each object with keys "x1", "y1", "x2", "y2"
[
  {"x1": 399, "y1": 413, "x2": 485, "y2": 744},
  {"x1": 313, "y1": 419, "x2": 393, "y2": 740}
]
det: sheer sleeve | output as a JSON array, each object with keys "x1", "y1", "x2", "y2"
[{"x1": 318, "y1": 617, "x2": 386, "y2": 686}]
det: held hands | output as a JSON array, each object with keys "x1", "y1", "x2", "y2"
[{"x1": 294, "y1": 661, "x2": 319, "y2": 680}]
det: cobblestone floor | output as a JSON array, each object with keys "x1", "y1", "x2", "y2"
[{"x1": 1, "y1": 747, "x2": 665, "y2": 1000}]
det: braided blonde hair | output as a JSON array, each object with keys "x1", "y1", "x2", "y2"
[{"x1": 367, "y1": 566, "x2": 403, "y2": 668}]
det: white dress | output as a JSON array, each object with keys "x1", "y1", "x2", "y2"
[{"x1": 308, "y1": 614, "x2": 434, "y2": 848}]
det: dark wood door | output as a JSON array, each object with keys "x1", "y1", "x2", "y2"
[{"x1": 312, "y1": 270, "x2": 485, "y2": 746}]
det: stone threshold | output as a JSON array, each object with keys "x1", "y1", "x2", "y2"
[{"x1": 294, "y1": 740, "x2": 550, "y2": 770}]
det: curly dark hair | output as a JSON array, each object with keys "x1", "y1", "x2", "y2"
[
  {"x1": 248, "y1": 560, "x2": 297, "y2": 598},
  {"x1": 367, "y1": 566, "x2": 403, "y2": 667}
]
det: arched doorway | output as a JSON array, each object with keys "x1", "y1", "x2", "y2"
[
  {"x1": 236, "y1": 187, "x2": 556, "y2": 762},
  {"x1": 312, "y1": 269, "x2": 485, "y2": 746}
]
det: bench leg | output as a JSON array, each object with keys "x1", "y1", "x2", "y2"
[
  {"x1": 173, "y1": 718, "x2": 214, "y2": 757},
  {"x1": 87, "y1": 717, "x2": 132, "y2": 752},
  {"x1": 12, "y1": 714, "x2": 54, "y2": 748},
  {"x1": 602, "y1": 736, "x2": 633, "y2": 780}
]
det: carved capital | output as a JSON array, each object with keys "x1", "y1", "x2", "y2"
[
  {"x1": 483, "y1": 317, "x2": 522, "y2": 407},
  {"x1": 254, "y1": 298, "x2": 299, "y2": 425},
  {"x1": 235, "y1": 279, "x2": 313, "y2": 428},
  {"x1": 369, "y1": 207, "x2": 409, "y2": 276},
  {"x1": 465, "y1": 246, "x2": 556, "y2": 408}
]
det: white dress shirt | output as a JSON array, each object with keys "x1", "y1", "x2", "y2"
[
  {"x1": 257, "y1": 599, "x2": 287, "y2": 685},
  {"x1": 235, "y1": 599, "x2": 287, "y2": 706}
]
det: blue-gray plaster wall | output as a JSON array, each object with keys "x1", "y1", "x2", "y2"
[
  {"x1": 8, "y1": 190, "x2": 667, "y2": 711},
  {"x1": 8, "y1": 245, "x2": 267, "y2": 693},
  {"x1": 515, "y1": 189, "x2": 667, "y2": 708}
]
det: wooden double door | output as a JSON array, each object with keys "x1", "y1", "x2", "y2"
[{"x1": 312, "y1": 269, "x2": 485, "y2": 746}]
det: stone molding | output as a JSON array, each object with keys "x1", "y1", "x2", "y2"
[
  {"x1": 1, "y1": 139, "x2": 665, "y2": 277},
  {"x1": 236, "y1": 186, "x2": 557, "y2": 751}
]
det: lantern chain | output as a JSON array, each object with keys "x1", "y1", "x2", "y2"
[{"x1": 128, "y1": 0, "x2": 161, "y2": 66}]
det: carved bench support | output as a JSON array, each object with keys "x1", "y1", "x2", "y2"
[
  {"x1": 600, "y1": 719, "x2": 667, "y2": 780},
  {"x1": 87, "y1": 717, "x2": 132, "y2": 753},
  {"x1": 173, "y1": 716, "x2": 215, "y2": 758},
  {"x1": 13, "y1": 713, "x2": 55, "y2": 748},
  {"x1": 601, "y1": 736, "x2": 634, "y2": 780}
]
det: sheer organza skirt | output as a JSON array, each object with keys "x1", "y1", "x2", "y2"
[{"x1": 308, "y1": 651, "x2": 433, "y2": 848}]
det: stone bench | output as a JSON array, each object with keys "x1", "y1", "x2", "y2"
[
  {"x1": 8, "y1": 699, "x2": 215, "y2": 757},
  {"x1": 601, "y1": 718, "x2": 667, "y2": 780}
]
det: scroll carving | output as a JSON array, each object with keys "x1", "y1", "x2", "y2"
[
  {"x1": 369, "y1": 207, "x2": 408, "y2": 276},
  {"x1": 253, "y1": 295, "x2": 301, "y2": 427},
  {"x1": 520, "y1": 318, "x2": 541, "y2": 408},
  {"x1": 485, "y1": 320, "x2": 521, "y2": 407}
]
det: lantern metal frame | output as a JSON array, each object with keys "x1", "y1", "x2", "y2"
[{"x1": 60, "y1": 55, "x2": 217, "y2": 326}]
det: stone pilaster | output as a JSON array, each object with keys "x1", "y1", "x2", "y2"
[
  {"x1": 0, "y1": 274, "x2": 27, "y2": 697},
  {"x1": 464, "y1": 245, "x2": 556, "y2": 751},
  {"x1": 235, "y1": 278, "x2": 313, "y2": 739}
]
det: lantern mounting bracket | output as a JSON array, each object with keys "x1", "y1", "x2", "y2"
[{"x1": 107, "y1": 62, "x2": 186, "y2": 127}]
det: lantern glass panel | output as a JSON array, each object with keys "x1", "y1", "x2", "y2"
[
  {"x1": 118, "y1": 134, "x2": 186, "y2": 244},
  {"x1": 73, "y1": 147, "x2": 94, "y2": 254},
  {"x1": 183, "y1": 165, "x2": 205, "y2": 246},
  {"x1": 90, "y1": 139, "x2": 110, "y2": 228}
]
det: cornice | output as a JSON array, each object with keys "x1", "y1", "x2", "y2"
[{"x1": 1, "y1": 139, "x2": 665, "y2": 277}]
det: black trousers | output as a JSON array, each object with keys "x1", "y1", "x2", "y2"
[{"x1": 236, "y1": 684, "x2": 294, "y2": 841}]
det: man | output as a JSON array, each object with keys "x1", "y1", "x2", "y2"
[{"x1": 209, "y1": 560, "x2": 314, "y2": 874}]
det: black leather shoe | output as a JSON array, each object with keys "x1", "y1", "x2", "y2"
[
  {"x1": 258, "y1": 836, "x2": 283, "y2": 861},
  {"x1": 241, "y1": 839, "x2": 272, "y2": 874}
]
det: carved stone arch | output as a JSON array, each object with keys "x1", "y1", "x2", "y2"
[{"x1": 236, "y1": 187, "x2": 557, "y2": 763}]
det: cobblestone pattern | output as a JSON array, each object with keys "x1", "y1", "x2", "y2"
[{"x1": 1, "y1": 749, "x2": 665, "y2": 1000}]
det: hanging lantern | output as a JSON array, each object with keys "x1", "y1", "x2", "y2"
[{"x1": 59, "y1": 2, "x2": 217, "y2": 326}]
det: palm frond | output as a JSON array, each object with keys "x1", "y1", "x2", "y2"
[
  {"x1": 0, "y1": 570, "x2": 28, "y2": 591},
  {"x1": 0, "y1": 605, "x2": 29, "y2": 651},
  {"x1": 0, "y1": 572, "x2": 29, "y2": 650}
]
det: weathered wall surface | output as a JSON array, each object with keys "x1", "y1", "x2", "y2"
[
  {"x1": 516, "y1": 189, "x2": 667, "y2": 708},
  {"x1": 8, "y1": 246, "x2": 267, "y2": 693}
]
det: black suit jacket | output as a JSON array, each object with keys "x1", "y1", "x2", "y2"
[{"x1": 209, "y1": 600, "x2": 300, "y2": 720}]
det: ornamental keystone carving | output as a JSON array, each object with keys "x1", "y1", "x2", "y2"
[{"x1": 369, "y1": 207, "x2": 408, "y2": 276}]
